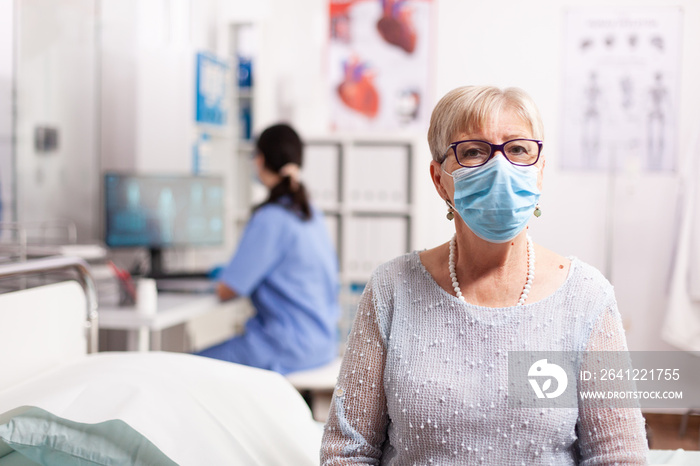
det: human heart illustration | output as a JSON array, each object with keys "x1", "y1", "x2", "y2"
[
  {"x1": 377, "y1": 0, "x2": 417, "y2": 54},
  {"x1": 337, "y1": 57, "x2": 379, "y2": 118}
]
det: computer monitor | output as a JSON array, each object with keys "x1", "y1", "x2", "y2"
[{"x1": 104, "y1": 172, "x2": 225, "y2": 277}]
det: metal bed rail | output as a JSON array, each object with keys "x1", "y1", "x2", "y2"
[
  {"x1": 0, "y1": 223, "x2": 28, "y2": 263},
  {"x1": 0, "y1": 220, "x2": 79, "y2": 265},
  {"x1": 0, "y1": 256, "x2": 99, "y2": 353}
]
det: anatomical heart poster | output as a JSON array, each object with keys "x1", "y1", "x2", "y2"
[
  {"x1": 561, "y1": 7, "x2": 682, "y2": 172},
  {"x1": 329, "y1": 0, "x2": 433, "y2": 132}
]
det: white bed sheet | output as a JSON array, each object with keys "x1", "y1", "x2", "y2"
[{"x1": 0, "y1": 352, "x2": 323, "y2": 465}]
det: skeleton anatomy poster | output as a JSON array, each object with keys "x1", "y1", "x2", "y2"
[
  {"x1": 329, "y1": 0, "x2": 433, "y2": 132},
  {"x1": 561, "y1": 7, "x2": 682, "y2": 172}
]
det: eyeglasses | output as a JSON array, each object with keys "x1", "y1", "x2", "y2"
[{"x1": 442, "y1": 139, "x2": 543, "y2": 168}]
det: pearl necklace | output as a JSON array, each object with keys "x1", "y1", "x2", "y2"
[{"x1": 448, "y1": 233, "x2": 535, "y2": 305}]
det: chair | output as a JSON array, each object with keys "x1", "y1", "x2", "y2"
[{"x1": 285, "y1": 357, "x2": 343, "y2": 422}]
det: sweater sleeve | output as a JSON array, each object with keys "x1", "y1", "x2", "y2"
[
  {"x1": 320, "y1": 279, "x2": 390, "y2": 465},
  {"x1": 576, "y1": 302, "x2": 649, "y2": 465}
]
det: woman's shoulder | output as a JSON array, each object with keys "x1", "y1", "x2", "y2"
[
  {"x1": 252, "y1": 201, "x2": 300, "y2": 223},
  {"x1": 534, "y1": 243, "x2": 613, "y2": 296},
  {"x1": 367, "y1": 251, "x2": 427, "y2": 290},
  {"x1": 244, "y1": 204, "x2": 301, "y2": 245},
  {"x1": 562, "y1": 256, "x2": 618, "y2": 317},
  {"x1": 568, "y1": 256, "x2": 613, "y2": 290},
  {"x1": 362, "y1": 253, "x2": 424, "y2": 332}
]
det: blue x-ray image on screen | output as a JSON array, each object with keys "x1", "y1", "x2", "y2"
[{"x1": 104, "y1": 173, "x2": 224, "y2": 249}]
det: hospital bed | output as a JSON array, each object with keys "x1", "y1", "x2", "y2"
[{"x1": 0, "y1": 256, "x2": 323, "y2": 465}]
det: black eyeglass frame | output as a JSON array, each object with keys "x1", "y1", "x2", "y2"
[{"x1": 442, "y1": 138, "x2": 544, "y2": 168}]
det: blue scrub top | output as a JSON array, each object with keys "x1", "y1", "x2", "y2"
[{"x1": 217, "y1": 201, "x2": 340, "y2": 374}]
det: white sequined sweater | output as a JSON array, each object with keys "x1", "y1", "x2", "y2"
[{"x1": 321, "y1": 252, "x2": 648, "y2": 465}]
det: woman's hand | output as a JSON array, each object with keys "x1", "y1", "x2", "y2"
[{"x1": 216, "y1": 282, "x2": 238, "y2": 302}]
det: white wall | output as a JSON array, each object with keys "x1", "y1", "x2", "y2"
[
  {"x1": 13, "y1": 0, "x2": 99, "y2": 242},
  {"x1": 0, "y1": 0, "x2": 14, "y2": 225},
  {"x1": 99, "y1": 0, "x2": 138, "y2": 173},
  {"x1": 100, "y1": 0, "x2": 194, "y2": 174}
]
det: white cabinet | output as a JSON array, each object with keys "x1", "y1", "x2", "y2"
[
  {"x1": 344, "y1": 143, "x2": 411, "y2": 210},
  {"x1": 304, "y1": 139, "x2": 414, "y2": 285}
]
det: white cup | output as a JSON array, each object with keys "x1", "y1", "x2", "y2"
[{"x1": 136, "y1": 278, "x2": 158, "y2": 315}]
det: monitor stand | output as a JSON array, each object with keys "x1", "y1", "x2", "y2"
[
  {"x1": 146, "y1": 247, "x2": 210, "y2": 280},
  {"x1": 147, "y1": 248, "x2": 165, "y2": 278}
]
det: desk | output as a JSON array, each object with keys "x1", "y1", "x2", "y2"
[{"x1": 98, "y1": 293, "x2": 248, "y2": 351}]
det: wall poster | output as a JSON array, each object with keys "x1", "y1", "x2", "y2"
[
  {"x1": 561, "y1": 7, "x2": 682, "y2": 172},
  {"x1": 195, "y1": 52, "x2": 230, "y2": 126},
  {"x1": 329, "y1": 0, "x2": 434, "y2": 132}
]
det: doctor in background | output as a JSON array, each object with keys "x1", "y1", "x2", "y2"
[{"x1": 198, "y1": 123, "x2": 340, "y2": 375}]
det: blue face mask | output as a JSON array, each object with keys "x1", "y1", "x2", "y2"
[{"x1": 444, "y1": 155, "x2": 541, "y2": 243}]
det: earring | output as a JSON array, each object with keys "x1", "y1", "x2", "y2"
[
  {"x1": 534, "y1": 203, "x2": 542, "y2": 218},
  {"x1": 446, "y1": 203, "x2": 455, "y2": 221}
]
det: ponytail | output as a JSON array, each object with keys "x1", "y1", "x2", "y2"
[
  {"x1": 251, "y1": 123, "x2": 312, "y2": 221},
  {"x1": 259, "y1": 175, "x2": 312, "y2": 220}
]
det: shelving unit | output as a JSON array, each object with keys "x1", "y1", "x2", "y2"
[{"x1": 304, "y1": 138, "x2": 414, "y2": 284}]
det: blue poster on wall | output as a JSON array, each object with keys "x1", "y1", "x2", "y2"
[{"x1": 195, "y1": 52, "x2": 229, "y2": 126}]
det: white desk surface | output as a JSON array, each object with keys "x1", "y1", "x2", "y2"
[
  {"x1": 98, "y1": 293, "x2": 245, "y2": 352},
  {"x1": 649, "y1": 449, "x2": 700, "y2": 465},
  {"x1": 98, "y1": 293, "x2": 227, "y2": 332}
]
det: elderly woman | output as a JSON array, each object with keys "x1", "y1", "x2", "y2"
[{"x1": 320, "y1": 86, "x2": 648, "y2": 464}]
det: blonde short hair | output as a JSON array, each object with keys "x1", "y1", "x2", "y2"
[{"x1": 427, "y1": 86, "x2": 544, "y2": 162}]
